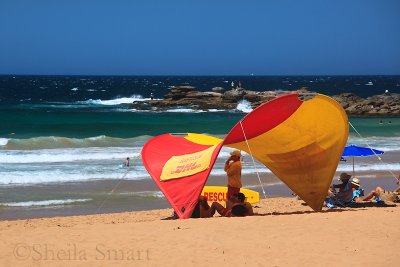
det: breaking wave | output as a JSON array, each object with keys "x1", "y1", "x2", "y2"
[
  {"x1": 0, "y1": 135, "x2": 151, "y2": 150},
  {"x1": 77, "y1": 95, "x2": 153, "y2": 105},
  {"x1": 236, "y1": 99, "x2": 253, "y2": 113},
  {"x1": 0, "y1": 198, "x2": 92, "y2": 207}
]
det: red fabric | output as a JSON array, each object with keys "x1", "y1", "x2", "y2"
[
  {"x1": 141, "y1": 93, "x2": 309, "y2": 218},
  {"x1": 226, "y1": 185, "x2": 240, "y2": 200},
  {"x1": 141, "y1": 134, "x2": 223, "y2": 219},
  {"x1": 224, "y1": 93, "x2": 302, "y2": 145}
]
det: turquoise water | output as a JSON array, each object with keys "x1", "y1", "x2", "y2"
[
  {"x1": 0, "y1": 107, "x2": 243, "y2": 139},
  {"x1": 1, "y1": 106, "x2": 399, "y2": 140},
  {"x1": 349, "y1": 118, "x2": 400, "y2": 137},
  {"x1": 1, "y1": 104, "x2": 399, "y2": 186}
]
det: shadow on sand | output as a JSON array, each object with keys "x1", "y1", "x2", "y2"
[{"x1": 254, "y1": 201, "x2": 397, "y2": 216}]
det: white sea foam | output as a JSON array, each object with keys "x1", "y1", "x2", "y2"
[
  {"x1": 347, "y1": 136, "x2": 400, "y2": 152},
  {"x1": 0, "y1": 138, "x2": 9, "y2": 146},
  {"x1": 0, "y1": 165, "x2": 150, "y2": 185},
  {"x1": 165, "y1": 108, "x2": 194, "y2": 113},
  {"x1": 207, "y1": 109, "x2": 226, "y2": 112},
  {"x1": 78, "y1": 95, "x2": 154, "y2": 105},
  {"x1": 236, "y1": 99, "x2": 253, "y2": 113},
  {"x1": 165, "y1": 108, "x2": 205, "y2": 113},
  {"x1": 336, "y1": 162, "x2": 400, "y2": 172},
  {"x1": 0, "y1": 147, "x2": 141, "y2": 164},
  {"x1": 70, "y1": 87, "x2": 79, "y2": 91},
  {"x1": 1, "y1": 136, "x2": 399, "y2": 186},
  {"x1": 120, "y1": 191, "x2": 165, "y2": 198},
  {"x1": 0, "y1": 198, "x2": 91, "y2": 207}
]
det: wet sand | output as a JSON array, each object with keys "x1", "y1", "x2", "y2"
[{"x1": 1, "y1": 172, "x2": 398, "y2": 220}]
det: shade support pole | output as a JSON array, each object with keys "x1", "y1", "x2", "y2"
[{"x1": 239, "y1": 121, "x2": 267, "y2": 200}]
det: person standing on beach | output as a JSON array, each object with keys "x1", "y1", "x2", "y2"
[{"x1": 225, "y1": 150, "x2": 242, "y2": 200}]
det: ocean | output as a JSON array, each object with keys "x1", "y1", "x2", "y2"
[{"x1": 1, "y1": 75, "x2": 400, "y2": 219}]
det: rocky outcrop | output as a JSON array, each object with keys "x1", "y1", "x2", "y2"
[
  {"x1": 130, "y1": 86, "x2": 400, "y2": 117},
  {"x1": 332, "y1": 93, "x2": 400, "y2": 116}
]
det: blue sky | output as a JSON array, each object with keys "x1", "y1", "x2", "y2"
[{"x1": 0, "y1": 0, "x2": 399, "y2": 75}]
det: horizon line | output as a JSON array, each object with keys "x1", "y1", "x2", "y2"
[{"x1": 1, "y1": 73, "x2": 400, "y2": 77}]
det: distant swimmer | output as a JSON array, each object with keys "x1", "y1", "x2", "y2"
[
  {"x1": 379, "y1": 120, "x2": 383, "y2": 125},
  {"x1": 124, "y1": 157, "x2": 130, "y2": 167}
]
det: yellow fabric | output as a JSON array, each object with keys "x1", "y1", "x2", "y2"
[
  {"x1": 160, "y1": 144, "x2": 218, "y2": 181},
  {"x1": 201, "y1": 186, "x2": 260, "y2": 205},
  {"x1": 226, "y1": 94, "x2": 348, "y2": 211},
  {"x1": 184, "y1": 133, "x2": 223, "y2": 145},
  {"x1": 224, "y1": 160, "x2": 242, "y2": 188}
]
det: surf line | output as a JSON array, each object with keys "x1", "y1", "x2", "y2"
[{"x1": 97, "y1": 155, "x2": 141, "y2": 213}]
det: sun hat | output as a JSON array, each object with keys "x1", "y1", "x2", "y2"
[
  {"x1": 350, "y1": 178, "x2": 360, "y2": 187},
  {"x1": 339, "y1": 172, "x2": 351, "y2": 181},
  {"x1": 230, "y1": 150, "x2": 242, "y2": 157}
]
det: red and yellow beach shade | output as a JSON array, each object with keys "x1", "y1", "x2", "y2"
[
  {"x1": 142, "y1": 133, "x2": 223, "y2": 219},
  {"x1": 224, "y1": 93, "x2": 349, "y2": 211},
  {"x1": 142, "y1": 93, "x2": 349, "y2": 218}
]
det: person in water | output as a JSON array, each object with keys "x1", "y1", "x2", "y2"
[{"x1": 124, "y1": 157, "x2": 130, "y2": 167}]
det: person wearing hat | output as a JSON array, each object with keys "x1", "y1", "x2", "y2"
[
  {"x1": 327, "y1": 172, "x2": 351, "y2": 197},
  {"x1": 332, "y1": 173, "x2": 352, "y2": 192},
  {"x1": 336, "y1": 177, "x2": 363, "y2": 204},
  {"x1": 224, "y1": 150, "x2": 242, "y2": 201}
]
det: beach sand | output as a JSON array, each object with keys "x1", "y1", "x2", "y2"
[{"x1": 1, "y1": 197, "x2": 398, "y2": 267}]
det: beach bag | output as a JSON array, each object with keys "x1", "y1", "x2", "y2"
[{"x1": 378, "y1": 190, "x2": 398, "y2": 202}]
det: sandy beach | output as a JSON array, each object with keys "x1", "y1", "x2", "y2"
[{"x1": 1, "y1": 196, "x2": 398, "y2": 267}]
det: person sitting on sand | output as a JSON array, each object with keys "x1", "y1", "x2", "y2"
[
  {"x1": 360, "y1": 175, "x2": 400, "y2": 202},
  {"x1": 233, "y1": 193, "x2": 254, "y2": 216},
  {"x1": 361, "y1": 186, "x2": 399, "y2": 202},
  {"x1": 338, "y1": 178, "x2": 363, "y2": 202},
  {"x1": 328, "y1": 172, "x2": 351, "y2": 197},
  {"x1": 209, "y1": 193, "x2": 253, "y2": 217},
  {"x1": 333, "y1": 173, "x2": 351, "y2": 192},
  {"x1": 190, "y1": 196, "x2": 211, "y2": 218}
]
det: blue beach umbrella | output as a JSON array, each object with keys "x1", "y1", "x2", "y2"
[{"x1": 342, "y1": 145, "x2": 384, "y2": 176}]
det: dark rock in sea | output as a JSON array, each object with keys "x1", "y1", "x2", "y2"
[
  {"x1": 212, "y1": 87, "x2": 225, "y2": 94},
  {"x1": 222, "y1": 88, "x2": 247, "y2": 103},
  {"x1": 332, "y1": 92, "x2": 400, "y2": 116},
  {"x1": 164, "y1": 86, "x2": 195, "y2": 100},
  {"x1": 130, "y1": 86, "x2": 400, "y2": 117}
]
